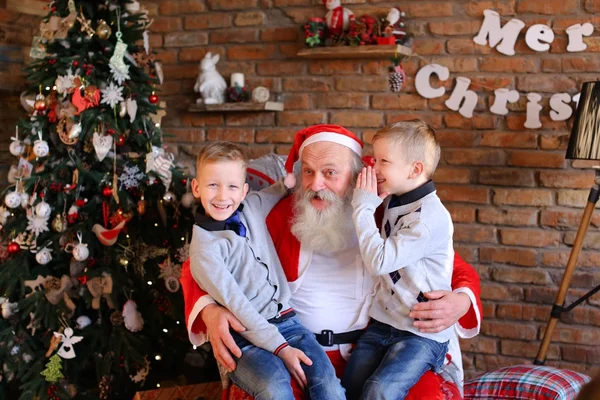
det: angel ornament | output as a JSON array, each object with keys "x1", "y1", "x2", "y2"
[{"x1": 54, "y1": 327, "x2": 83, "y2": 359}]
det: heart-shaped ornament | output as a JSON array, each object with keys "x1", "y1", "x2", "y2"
[{"x1": 93, "y1": 131, "x2": 113, "y2": 162}]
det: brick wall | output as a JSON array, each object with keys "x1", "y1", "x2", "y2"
[{"x1": 2, "y1": 0, "x2": 600, "y2": 379}]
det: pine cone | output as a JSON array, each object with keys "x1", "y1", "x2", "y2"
[{"x1": 388, "y1": 71, "x2": 404, "y2": 92}]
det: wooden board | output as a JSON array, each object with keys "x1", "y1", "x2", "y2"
[
  {"x1": 188, "y1": 101, "x2": 284, "y2": 113},
  {"x1": 296, "y1": 44, "x2": 412, "y2": 59}
]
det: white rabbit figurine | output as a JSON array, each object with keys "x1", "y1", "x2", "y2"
[{"x1": 194, "y1": 52, "x2": 227, "y2": 105}]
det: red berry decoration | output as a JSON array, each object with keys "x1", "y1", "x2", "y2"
[
  {"x1": 116, "y1": 134, "x2": 126, "y2": 147},
  {"x1": 8, "y1": 242, "x2": 20, "y2": 254},
  {"x1": 73, "y1": 60, "x2": 78, "y2": 67},
  {"x1": 149, "y1": 92, "x2": 159, "y2": 104},
  {"x1": 102, "y1": 186, "x2": 113, "y2": 197}
]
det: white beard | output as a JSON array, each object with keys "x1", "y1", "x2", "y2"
[{"x1": 291, "y1": 187, "x2": 355, "y2": 253}]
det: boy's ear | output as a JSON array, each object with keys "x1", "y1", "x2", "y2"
[
  {"x1": 191, "y1": 178, "x2": 201, "y2": 198},
  {"x1": 241, "y1": 182, "x2": 249, "y2": 200},
  {"x1": 410, "y1": 161, "x2": 424, "y2": 178}
]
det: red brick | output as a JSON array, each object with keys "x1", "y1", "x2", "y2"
[
  {"x1": 434, "y1": 167, "x2": 471, "y2": 184},
  {"x1": 492, "y1": 188, "x2": 553, "y2": 206},
  {"x1": 496, "y1": 304, "x2": 524, "y2": 320},
  {"x1": 279, "y1": 43, "x2": 303, "y2": 58},
  {"x1": 405, "y1": 2, "x2": 454, "y2": 17},
  {"x1": 501, "y1": 340, "x2": 560, "y2": 359},
  {"x1": 386, "y1": 114, "x2": 444, "y2": 129},
  {"x1": 309, "y1": 61, "x2": 360, "y2": 76},
  {"x1": 564, "y1": 231, "x2": 600, "y2": 250},
  {"x1": 516, "y1": 75, "x2": 577, "y2": 93},
  {"x1": 330, "y1": 112, "x2": 384, "y2": 128},
  {"x1": 226, "y1": 44, "x2": 276, "y2": 60},
  {"x1": 281, "y1": 93, "x2": 311, "y2": 110},
  {"x1": 256, "y1": 128, "x2": 296, "y2": 143},
  {"x1": 480, "y1": 246, "x2": 538, "y2": 267},
  {"x1": 159, "y1": 1, "x2": 206, "y2": 15},
  {"x1": 257, "y1": 61, "x2": 304, "y2": 76},
  {"x1": 184, "y1": 14, "x2": 231, "y2": 30},
  {"x1": 542, "y1": 59, "x2": 562, "y2": 73},
  {"x1": 260, "y1": 27, "x2": 299, "y2": 42},
  {"x1": 234, "y1": 11, "x2": 265, "y2": 26},
  {"x1": 507, "y1": 150, "x2": 567, "y2": 169},
  {"x1": 539, "y1": 170, "x2": 595, "y2": 189},
  {"x1": 154, "y1": 49, "x2": 179, "y2": 65},
  {"x1": 335, "y1": 77, "x2": 388, "y2": 92},
  {"x1": 207, "y1": 0, "x2": 258, "y2": 10},
  {"x1": 245, "y1": 77, "x2": 282, "y2": 92},
  {"x1": 549, "y1": 326, "x2": 600, "y2": 345},
  {"x1": 444, "y1": 149, "x2": 506, "y2": 166},
  {"x1": 446, "y1": 204, "x2": 476, "y2": 223},
  {"x1": 460, "y1": 337, "x2": 498, "y2": 355},
  {"x1": 479, "y1": 57, "x2": 537, "y2": 73},
  {"x1": 454, "y1": 225, "x2": 498, "y2": 243},
  {"x1": 283, "y1": 7, "x2": 323, "y2": 24},
  {"x1": 429, "y1": 20, "x2": 481, "y2": 36},
  {"x1": 482, "y1": 321, "x2": 537, "y2": 340},
  {"x1": 206, "y1": 128, "x2": 254, "y2": 142},
  {"x1": 560, "y1": 306, "x2": 600, "y2": 328},
  {"x1": 181, "y1": 114, "x2": 224, "y2": 127},
  {"x1": 478, "y1": 207, "x2": 538, "y2": 226},
  {"x1": 315, "y1": 93, "x2": 369, "y2": 109},
  {"x1": 540, "y1": 134, "x2": 569, "y2": 150},
  {"x1": 277, "y1": 111, "x2": 327, "y2": 126},
  {"x1": 557, "y1": 189, "x2": 588, "y2": 208},
  {"x1": 541, "y1": 208, "x2": 600, "y2": 229},
  {"x1": 372, "y1": 94, "x2": 427, "y2": 110},
  {"x1": 480, "y1": 132, "x2": 538, "y2": 149},
  {"x1": 437, "y1": 184, "x2": 489, "y2": 204},
  {"x1": 493, "y1": 266, "x2": 551, "y2": 285},
  {"x1": 478, "y1": 169, "x2": 536, "y2": 187},
  {"x1": 585, "y1": 0, "x2": 600, "y2": 12},
  {"x1": 500, "y1": 228, "x2": 561, "y2": 247},
  {"x1": 163, "y1": 128, "x2": 204, "y2": 142},
  {"x1": 161, "y1": 65, "x2": 198, "y2": 79},
  {"x1": 283, "y1": 77, "x2": 332, "y2": 92},
  {"x1": 481, "y1": 283, "x2": 524, "y2": 301},
  {"x1": 179, "y1": 48, "x2": 225, "y2": 62},
  {"x1": 414, "y1": 39, "x2": 445, "y2": 55},
  {"x1": 225, "y1": 113, "x2": 275, "y2": 126},
  {"x1": 465, "y1": 0, "x2": 516, "y2": 16},
  {"x1": 151, "y1": 17, "x2": 182, "y2": 33},
  {"x1": 436, "y1": 131, "x2": 478, "y2": 147},
  {"x1": 517, "y1": 0, "x2": 579, "y2": 14}
]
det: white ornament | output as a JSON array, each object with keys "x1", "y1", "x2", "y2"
[
  {"x1": 490, "y1": 88, "x2": 520, "y2": 115},
  {"x1": 71, "y1": 232, "x2": 89, "y2": 261},
  {"x1": 4, "y1": 191, "x2": 21, "y2": 209},
  {"x1": 252, "y1": 86, "x2": 270, "y2": 103},
  {"x1": 119, "y1": 101, "x2": 127, "y2": 117},
  {"x1": 230, "y1": 72, "x2": 245, "y2": 88},
  {"x1": 54, "y1": 327, "x2": 83, "y2": 359},
  {"x1": 445, "y1": 77, "x2": 477, "y2": 118},
  {"x1": 35, "y1": 201, "x2": 52, "y2": 218},
  {"x1": 20, "y1": 192, "x2": 30, "y2": 209},
  {"x1": 110, "y1": 63, "x2": 131, "y2": 85},
  {"x1": 0, "y1": 298, "x2": 18, "y2": 319},
  {"x1": 550, "y1": 93, "x2": 573, "y2": 121},
  {"x1": 194, "y1": 52, "x2": 227, "y2": 105},
  {"x1": 324, "y1": 0, "x2": 354, "y2": 35},
  {"x1": 100, "y1": 81, "x2": 124, "y2": 109},
  {"x1": 76, "y1": 315, "x2": 92, "y2": 329},
  {"x1": 146, "y1": 146, "x2": 174, "y2": 189},
  {"x1": 525, "y1": 24, "x2": 554, "y2": 52},
  {"x1": 181, "y1": 192, "x2": 195, "y2": 208},
  {"x1": 9, "y1": 141, "x2": 25, "y2": 157},
  {"x1": 473, "y1": 9, "x2": 525, "y2": 56},
  {"x1": 35, "y1": 247, "x2": 53, "y2": 265},
  {"x1": 122, "y1": 300, "x2": 144, "y2": 332},
  {"x1": 33, "y1": 132, "x2": 49, "y2": 158},
  {"x1": 119, "y1": 165, "x2": 145, "y2": 189},
  {"x1": 126, "y1": 98, "x2": 138, "y2": 123},
  {"x1": 55, "y1": 69, "x2": 75, "y2": 95},
  {"x1": 0, "y1": 207, "x2": 10, "y2": 225},
  {"x1": 130, "y1": 357, "x2": 150, "y2": 384},
  {"x1": 68, "y1": 122, "x2": 82, "y2": 140},
  {"x1": 524, "y1": 93, "x2": 543, "y2": 129},
  {"x1": 26, "y1": 208, "x2": 50, "y2": 236},
  {"x1": 93, "y1": 131, "x2": 113, "y2": 162},
  {"x1": 415, "y1": 64, "x2": 449, "y2": 99},
  {"x1": 155, "y1": 61, "x2": 164, "y2": 84},
  {"x1": 566, "y1": 23, "x2": 594, "y2": 52}
]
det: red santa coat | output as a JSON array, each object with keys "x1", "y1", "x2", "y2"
[{"x1": 180, "y1": 196, "x2": 483, "y2": 398}]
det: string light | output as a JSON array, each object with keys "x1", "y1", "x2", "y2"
[
  {"x1": 176, "y1": 321, "x2": 180, "y2": 324},
  {"x1": 181, "y1": 237, "x2": 185, "y2": 241},
  {"x1": 147, "y1": 281, "x2": 153, "y2": 285},
  {"x1": 156, "y1": 384, "x2": 161, "y2": 388},
  {"x1": 154, "y1": 223, "x2": 158, "y2": 227},
  {"x1": 155, "y1": 355, "x2": 161, "y2": 361},
  {"x1": 126, "y1": 234, "x2": 130, "y2": 239},
  {"x1": 45, "y1": 86, "x2": 50, "y2": 91},
  {"x1": 193, "y1": 345, "x2": 197, "y2": 350},
  {"x1": 162, "y1": 328, "x2": 168, "y2": 333},
  {"x1": 52, "y1": 86, "x2": 57, "y2": 90}
]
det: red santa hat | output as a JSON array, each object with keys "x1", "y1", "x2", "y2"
[{"x1": 283, "y1": 124, "x2": 363, "y2": 187}]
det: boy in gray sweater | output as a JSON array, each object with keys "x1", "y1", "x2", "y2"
[
  {"x1": 189, "y1": 142, "x2": 344, "y2": 400},
  {"x1": 342, "y1": 120, "x2": 453, "y2": 400}
]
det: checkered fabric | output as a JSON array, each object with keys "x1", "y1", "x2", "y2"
[{"x1": 464, "y1": 364, "x2": 591, "y2": 400}]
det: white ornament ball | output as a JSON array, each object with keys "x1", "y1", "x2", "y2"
[
  {"x1": 33, "y1": 139, "x2": 49, "y2": 158},
  {"x1": 35, "y1": 248, "x2": 53, "y2": 265},
  {"x1": 35, "y1": 201, "x2": 52, "y2": 218},
  {"x1": 181, "y1": 192, "x2": 195, "y2": 208},
  {"x1": 72, "y1": 243, "x2": 89, "y2": 261},
  {"x1": 76, "y1": 315, "x2": 92, "y2": 329},
  {"x1": 9, "y1": 141, "x2": 25, "y2": 157},
  {"x1": 0, "y1": 209, "x2": 10, "y2": 225},
  {"x1": 252, "y1": 86, "x2": 270, "y2": 103},
  {"x1": 4, "y1": 191, "x2": 21, "y2": 209},
  {"x1": 163, "y1": 191, "x2": 176, "y2": 204},
  {"x1": 19, "y1": 192, "x2": 30, "y2": 208}
]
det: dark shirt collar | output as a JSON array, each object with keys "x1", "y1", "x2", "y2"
[
  {"x1": 194, "y1": 203, "x2": 244, "y2": 231},
  {"x1": 388, "y1": 180, "x2": 436, "y2": 209}
]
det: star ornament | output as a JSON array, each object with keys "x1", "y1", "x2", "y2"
[{"x1": 100, "y1": 82, "x2": 124, "y2": 109}]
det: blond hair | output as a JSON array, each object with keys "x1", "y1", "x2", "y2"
[
  {"x1": 372, "y1": 120, "x2": 440, "y2": 178},
  {"x1": 195, "y1": 141, "x2": 248, "y2": 176}
]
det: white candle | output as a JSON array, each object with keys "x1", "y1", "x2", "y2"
[{"x1": 231, "y1": 73, "x2": 245, "y2": 88}]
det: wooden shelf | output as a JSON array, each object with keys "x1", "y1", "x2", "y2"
[
  {"x1": 296, "y1": 44, "x2": 412, "y2": 59},
  {"x1": 188, "y1": 101, "x2": 284, "y2": 113}
]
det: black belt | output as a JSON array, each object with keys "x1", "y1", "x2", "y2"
[
  {"x1": 314, "y1": 329, "x2": 364, "y2": 347},
  {"x1": 268, "y1": 310, "x2": 296, "y2": 324}
]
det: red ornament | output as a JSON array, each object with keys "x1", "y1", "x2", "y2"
[
  {"x1": 116, "y1": 134, "x2": 126, "y2": 147},
  {"x1": 149, "y1": 92, "x2": 159, "y2": 104},
  {"x1": 34, "y1": 99, "x2": 47, "y2": 112},
  {"x1": 77, "y1": 275, "x2": 88, "y2": 285},
  {"x1": 73, "y1": 60, "x2": 78, "y2": 67},
  {"x1": 181, "y1": 179, "x2": 188, "y2": 185},
  {"x1": 107, "y1": 128, "x2": 115, "y2": 135},
  {"x1": 102, "y1": 186, "x2": 113, "y2": 197},
  {"x1": 75, "y1": 199, "x2": 87, "y2": 207},
  {"x1": 137, "y1": 129, "x2": 143, "y2": 134},
  {"x1": 8, "y1": 242, "x2": 20, "y2": 254}
]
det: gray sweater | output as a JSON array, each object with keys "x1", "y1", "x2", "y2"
[
  {"x1": 189, "y1": 181, "x2": 292, "y2": 353},
  {"x1": 352, "y1": 181, "x2": 454, "y2": 343}
]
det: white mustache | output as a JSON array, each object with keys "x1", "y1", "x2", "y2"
[{"x1": 302, "y1": 188, "x2": 339, "y2": 203}]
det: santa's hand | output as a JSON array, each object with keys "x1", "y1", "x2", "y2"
[
  {"x1": 201, "y1": 304, "x2": 246, "y2": 372},
  {"x1": 277, "y1": 345, "x2": 312, "y2": 390},
  {"x1": 409, "y1": 291, "x2": 471, "y2": 333}
]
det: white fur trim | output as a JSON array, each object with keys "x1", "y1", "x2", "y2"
[
  {"x1": 186, "y1": 295, "x2": 216, "y2": 346},
  {"x1": 299, "y1": 132, "x2": 362, "y2": 157},
  {"x1": 453, "y1": 287, "x2": 481, "y2": 339}
]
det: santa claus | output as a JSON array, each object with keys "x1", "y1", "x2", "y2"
[{"x1": 181, "y1": 124, "x2": 482, "y2": 399}]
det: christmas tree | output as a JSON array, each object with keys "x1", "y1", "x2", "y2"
[{"x1": 0, "y1": 0, "x2": 202, "y2": 398}]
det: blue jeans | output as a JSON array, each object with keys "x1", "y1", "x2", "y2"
[
  {"x1": 230, "y1": 316, "x2": 345, "y2": 400},
  {"x1": 342, "y1": 320, "x2": 448, "y2": 400}
]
